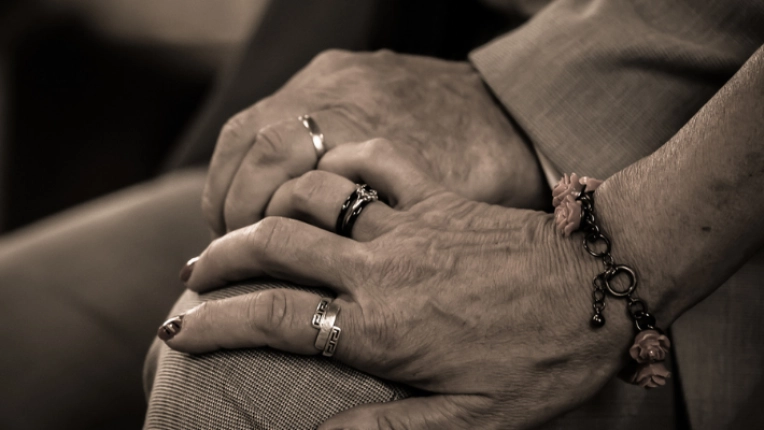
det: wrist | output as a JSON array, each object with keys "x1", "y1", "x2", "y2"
[
  {"x1": 592, "y1": 175, "x2": 682, "y2": 325},
  {"x1": 550, "y1": 174, "x2": 677, "y2": 388},
  {"x1": 544, "y1": 206, "x2": 635, "y2": 349}
]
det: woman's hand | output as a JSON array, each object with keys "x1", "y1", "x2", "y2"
[
  {"x1": 202, "y1": 50, "x2": 547, "y2": 235},
  {"x1": 161, "y1": 142, "x2": 648, "y2": 429}
]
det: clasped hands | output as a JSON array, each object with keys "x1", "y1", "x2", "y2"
[{"x1": 161, "y1": 51, "x2": 636, "y2": 429}]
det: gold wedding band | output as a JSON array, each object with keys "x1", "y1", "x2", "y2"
[{"x1": 298, "y1": 115, "x2": 327, "y2": 159}]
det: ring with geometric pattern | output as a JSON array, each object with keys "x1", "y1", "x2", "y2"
[
  {"x1": 313, "y1": 300, "x2": 341, "y2": 357},
  {"x1": 311, "y1": 298, "x2": 330, "y2": 330},
  {"x1": 323, "y1": 325, "x2": 342, "y2": 357}
]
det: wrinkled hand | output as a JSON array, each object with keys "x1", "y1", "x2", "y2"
[
  {"x1": 162, "y1": 142, "x2": 642, "y2": 429},
  {"x1": 203, "y1": 49, "x2": 546, "y2": 235}
]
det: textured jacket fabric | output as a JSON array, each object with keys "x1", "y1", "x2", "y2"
[{"x1": 471, "y1": 0, "x2": 764, "y2": 179}]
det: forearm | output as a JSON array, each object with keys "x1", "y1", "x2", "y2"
[{"x1": 596, "y1": 46, "x2": 764, "y2": 324}]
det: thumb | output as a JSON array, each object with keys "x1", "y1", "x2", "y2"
[{"x1": 318, "y1": 395, "x2": 492, "y2": 430}]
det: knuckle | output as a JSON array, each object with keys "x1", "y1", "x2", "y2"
[
  {"x1": 247, "y1": 217, "x2": 285, "y2": 259},
  {"x1": 361, "y1": 138, "x2": 394, "y2": 160},
  {"x1": 291, "y1": 171, "x2": 326, "y2": 210},
  {"x1": 313, "y1": 48, "x2": 351, "y2": 65},
  {"x1": 371, "y1": 48, "x2": 395, "y2": 58},
  {"x1": 332, "y1": 102, "x2": 367, "y2": 124},
  {"x1": 253, "y1": 126, "x2": 288, "y2": 164},
  {"x1": 369, "y1": 49, "x2": 404, "y2": 68},
  {"x1": 219, "y1": 113, "x2": 247, "y2": 142},
  {"x1": 248, "y1": 290, "x2": 290, "y2": 336}
]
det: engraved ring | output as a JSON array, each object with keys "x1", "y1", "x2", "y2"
[
  {"x1": 297, "y1": 115, "x2": 327, "y2": 160},
  {"x1": 313, "y1": 299, "x2": 342, "y2": 357},
  {"x1": 311, "y1": 298, "x2": 330, "y2": 329}
]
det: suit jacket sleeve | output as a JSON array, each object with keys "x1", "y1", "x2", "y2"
[{"x1": 470, "y1": 0, "x2": 764, "y2": 178}]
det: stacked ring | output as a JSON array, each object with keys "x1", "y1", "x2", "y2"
[
  {"x1": 336, "y1": 184, "x2": 379, "y2": 237},
  {"x1": 335, "y1": 185, "x2": 363, "y2": 234},
  {"x1": 311, "y1": 299, "x2": 342, "y2": 357}
]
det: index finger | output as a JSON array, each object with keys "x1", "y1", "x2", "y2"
[
  {"x1": 185, "y1": 216, "x2": 366, "y2": 295},
  {"x1": 160, "y1": 290, "x2": 366, "y2": 368}
]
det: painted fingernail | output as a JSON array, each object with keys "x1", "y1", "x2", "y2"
[
  {"x1": 157, "y1": 315, "x2": 184, "y2": 341},
  {"x1": 179, "y1": 257, "x2": 199, "y2": 283}
]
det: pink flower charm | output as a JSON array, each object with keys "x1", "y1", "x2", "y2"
[
  {"x1": 552, "y1": 173, "x2": 583, "y2": 207},
  {"x1": 554, "y1": 194, "x2": 582, "y2": 237},
  {"x1": 631, "y1": 362, "x2": 671, "y2": 388},
  {"x1": 578, "y1": 176, "x2": 603, "y2": 193},
  {"x1": 629, "y1": 330, "x2": 671, "y2": 363}
]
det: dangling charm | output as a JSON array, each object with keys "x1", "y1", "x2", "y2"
[
  {"x1": 627, "y1": 329, "x2": 672, "y2": 388},
  {"x1": 631, "y1": 362, "x2": 671, "y2": 388},
  {"x1": 590, "y1": 312, "x2": 606, "y2": 327}
]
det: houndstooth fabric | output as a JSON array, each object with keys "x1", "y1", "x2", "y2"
[{"x1": 143, "y1": 280, "x2": 412, "y2": 430}]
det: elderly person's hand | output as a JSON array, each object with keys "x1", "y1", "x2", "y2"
[
  {"x1": 202, "y1": 50, "x2": 547, "y2": 235},
  {"x1": 161, "y1": 143, "x2": 671, "y2": 429}
]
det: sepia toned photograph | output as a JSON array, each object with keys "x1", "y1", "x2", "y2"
[{"x1": 1, "y1": 0, "x2": 762, "y2": 429}]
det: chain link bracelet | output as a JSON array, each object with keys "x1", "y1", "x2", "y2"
[{"x1": 553, "y1": 174, "x2": 672, "y2": 389}]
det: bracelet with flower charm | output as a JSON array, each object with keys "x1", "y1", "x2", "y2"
[{"x1": 553, "y1": 174, "x2": 671, "y2": 389}]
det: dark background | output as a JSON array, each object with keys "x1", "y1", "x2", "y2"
[
  {"x1": 0, "y1": 0, "x2": 515, "y2": 234},
  {"x1": 0, "y1": 1, "x2": 220, "y2": 232}
]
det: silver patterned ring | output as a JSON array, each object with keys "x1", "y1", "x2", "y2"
[
  {"x1": 297, "y1": 115, "x2": 327, "y2": 159},
  {"x1": 311, "y1": 298, "x2": 330, "y2": 329},
  {"x1": 313, "y1": 300, "x2": 342, "y2": 357}
]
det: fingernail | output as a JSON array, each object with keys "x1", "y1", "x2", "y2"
[
  {"x1": 157, "y1": 315, "x2": 184, "y2": 341},
  {"x1": 179, "y1": 257, "x2": 199, "y2": 283}
]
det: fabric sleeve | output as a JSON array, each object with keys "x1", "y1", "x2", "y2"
[{"x1": 470, "y1": 0, "x2": 764, "y2": 178}]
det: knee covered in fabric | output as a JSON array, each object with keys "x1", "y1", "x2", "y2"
[{"x1": 143, "y1": 280, "x2": 411, "y2": 430}]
